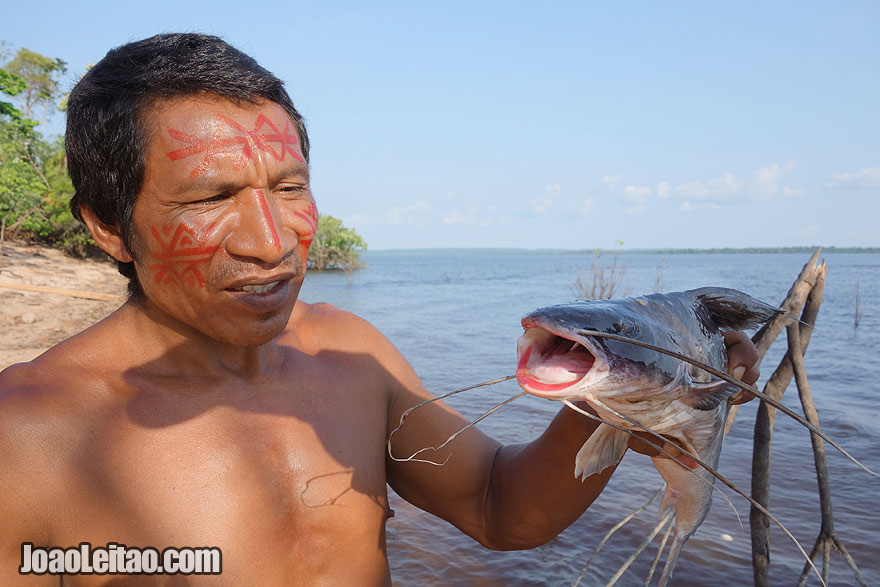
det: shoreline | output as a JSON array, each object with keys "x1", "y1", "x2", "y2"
[{"x1": 0, "y1": 241, "x2": 126, "y2": 370}]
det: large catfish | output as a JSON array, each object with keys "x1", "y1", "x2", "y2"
[{"x1": 515, "y1": 287, "x2": 779, "y2": 586}]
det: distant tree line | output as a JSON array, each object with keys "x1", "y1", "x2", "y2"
[
  {"x1": 563, "y1": 246, "x2": 879, "y2": 255},
  {"x1": 1, "y1": 43, "x2": 366, "y2": 269}
]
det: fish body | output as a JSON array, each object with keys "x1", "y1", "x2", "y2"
[{"x1": 515, "y1": 287, "x2": 778, "y2": 585}]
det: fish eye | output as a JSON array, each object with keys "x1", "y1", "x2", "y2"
[{"x1": 614, "y1": 321, "x2": 636, "y2": 335}]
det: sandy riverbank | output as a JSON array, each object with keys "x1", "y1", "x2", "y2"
[{"x1": 0, "y1": 241, "x2": 126, "y2": 370}]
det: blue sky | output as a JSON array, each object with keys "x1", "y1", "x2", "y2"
[{"x1": 3, "y1": 1, "x2": 878, "y2": 250}]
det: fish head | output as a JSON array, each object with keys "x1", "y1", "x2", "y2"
[{"x1": 516, "y1": 298, "x2": 686, "y2": 402}]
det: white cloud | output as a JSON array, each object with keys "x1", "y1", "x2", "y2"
[
  {"x1": 672, "y1": 162, "x2": 798, "y2": 204},
  {"x1": 602, "y1": 175, "x2": 622, "y2": 189},
  {"x1": 597, "y1": 163, "x2": 798, "y2": 218},
  {"x1": 441, "y1": 210, "x2": 467, "y2": 225},
  {"x1": 680, "y1": 201, "x2": 721, "y2": 212},
  {"x1": 826, "y1": 167, "x2": 880, "y2": 189},
  {"x1": 580, "y1": 198, "x2": 594, "y2": 215},
  {"x1": 531, "y1": 184, "x2": 562, "y2": 215},
  {"x1": 442, "y1": 204, "x2": 503, "y2": 227},
  {"x1": 753, "y1": 162, "x2": 797, "y2": 199},
  {"x1": 384, "y1": 201, "x2": 430, "y2": 225},
  {"x1": 656, "y1": 181, "x2": 670, "y2": 199},
  {"x1": 676, "y1": 173, "x2": 741, "y2": 200},
  {"x1": 624, "y1": 205, "x2": 647, "y2": 216},
  {"x1": 345, "y1": 213, "x2": 372, "y2": 227},
  {"x1": 623, "y1": 185, "x2": 652, "y2": 202},
  {"x1": 621, "y1": 185, "x2": 652, "y2": 215},
  {"x1": 601, "y1": 175, "x2": 656, "y2": 214}
]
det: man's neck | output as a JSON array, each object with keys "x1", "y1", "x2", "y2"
[{"x1": 117, "y1": 298, "x2": 288, "y2": 382}]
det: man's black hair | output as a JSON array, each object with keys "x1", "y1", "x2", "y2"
[{"x1": 66, "y1": 33, "x2": 310, "y2": 298}]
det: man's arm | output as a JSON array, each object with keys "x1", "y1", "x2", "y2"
[
  {"x1": 0, "y1": 367, "x2": 56, "y2": 585},
  {"x1": 382, "y1": 323, "x2": 761, "y2": 550}
]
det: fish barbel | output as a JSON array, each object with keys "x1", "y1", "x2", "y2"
[{"x1": 515, "y1": 287, "x2": 780, "y2": 586}]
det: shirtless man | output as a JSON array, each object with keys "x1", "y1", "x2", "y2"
[{"x1": 0, "y1": 34, "x2": 760, "y2": 585}]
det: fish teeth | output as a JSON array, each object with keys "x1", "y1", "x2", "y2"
[{"x1": 238, "y1": 281, "x2": 279, "y2": 294}]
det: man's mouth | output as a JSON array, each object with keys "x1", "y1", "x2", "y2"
[
  {"x1": 231, "y1": 281, "x2": 280, "y2": 294},
  {"x1": 223, "y1": 274, "x2": 296, "y2": 312}
]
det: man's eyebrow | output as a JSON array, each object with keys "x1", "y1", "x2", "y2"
[
  {"x1": 275, "y1": 163, "x2": 311, "y2": 180},
  {"x1": 181, "y1": 164, "x2": 311, "y2": 194},
  {"x1": 187, "y1": 179, "x2": 240, "y2": 194}
]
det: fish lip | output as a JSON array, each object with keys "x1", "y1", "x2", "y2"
[
  {"x1": 224, "y1": 272, "x2": 296, "y2": 290},
  {"x1": 516, "y1": 319, "x2": 610, "y2": 398}
]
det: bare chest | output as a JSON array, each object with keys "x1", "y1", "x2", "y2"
[{"x1": 50, "y1": 387, "x2": 391, "y2": 585}]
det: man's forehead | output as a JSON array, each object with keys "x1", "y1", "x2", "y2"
[
  {"x1": 146, "y1": 94, "x2": 293, "y2": 131},
  {"x1": 140, "y1": 93, "x2": 306, "y2": 184}
]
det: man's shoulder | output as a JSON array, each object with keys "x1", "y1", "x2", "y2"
[
  {"x1": 0, "y1": 362, "x2": 78, "y2": 510},
  {"x1": 0, "y1": 356, "x2": 85, "y2": 448},
  {"x1": 289, "y1": 300, "x2": 392, "y2": 353},
  {"x1": 0, "y1": 331, "x2": 110, "y2": 400},
  {"x1": 286, "y1": 300, "x2": 420, "y2": 393},
  {"x1": 0, "y1": 329, "x2": 118, "y2": 456}
]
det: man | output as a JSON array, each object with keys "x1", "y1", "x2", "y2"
[{"x1": 0, "y1": 34, "x2": 759, "y2": 585}]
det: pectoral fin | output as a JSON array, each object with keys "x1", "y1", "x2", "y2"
[
  {"x1": 574, "y1": 424, "x2": 630, "y2": 480},
  {"x1": 682, "y1": 380, "x2": 736, "y2": 411}
]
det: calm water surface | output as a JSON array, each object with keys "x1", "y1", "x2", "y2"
[{"x1": 300, "y1": 251, "x2": 879, "y2": 586}]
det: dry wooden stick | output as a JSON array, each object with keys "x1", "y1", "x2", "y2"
[
  {"x1": 788, "y1": 322, "x2": 868, "y2": 587},
  {"x1": 750, "y1": 261, "x2": 826, "y2": 586},
  {"x1": 725, "y1": 247, "x2": 824, "y2": 435},
  {"x1": 0, "y1": 281, "x2": 124, "y2": 302}
]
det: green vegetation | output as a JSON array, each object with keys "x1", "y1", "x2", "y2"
[
  {"x1": 308, "y1": 215, "x2": 367, "y2": 271},
  {"x1": 1, "y1": 45, "x2": 93, "y2": 255}
]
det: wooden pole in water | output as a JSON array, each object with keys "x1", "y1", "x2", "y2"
[
  {"x1": 749, "y1": 257, "x2": 826, "y2": 586},
  {"x1": 724, "y1": 248, "x2": 823, "y2": 436},
  {"x1": 744, "y1": 251, "x2": 866, "y2": 586},
  {"x1": 787, "y1": 321, "x2": 868, "y2": 587}
]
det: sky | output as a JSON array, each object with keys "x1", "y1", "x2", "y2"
[{"x1": 3, "y1": 1, "x2": 878, "y2": 250}]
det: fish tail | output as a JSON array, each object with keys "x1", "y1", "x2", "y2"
[{"x1": 656, "y1": 529, "x2": 687, "y2": 587}]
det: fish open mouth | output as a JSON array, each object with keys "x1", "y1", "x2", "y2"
[{"x1": 516, "y1": 321, "x2": 607, "y2": 398}]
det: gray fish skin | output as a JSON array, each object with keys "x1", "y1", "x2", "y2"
[{"x1": 515, "y1": 287, "x2": 778, "y2": 586}]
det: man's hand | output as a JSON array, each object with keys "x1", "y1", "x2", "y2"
[
  {"x1": 627, "y1": 330, "x2": 760, "y2": 460},
  {"x1": 723, "y1": 330, "x2": 760, "y2": 405}
]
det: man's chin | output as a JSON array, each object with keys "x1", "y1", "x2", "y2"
[{"x1": 211, "y1": 308, "x2": 294, "y2": 347}]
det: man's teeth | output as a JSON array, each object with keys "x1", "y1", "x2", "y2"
[{"x1": 237, "y1": 282, "x2": 279, "y2": 294}]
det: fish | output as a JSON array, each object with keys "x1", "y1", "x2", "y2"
[{"x1": 514, "y1": 287, "x2": 780, "y2": 586}]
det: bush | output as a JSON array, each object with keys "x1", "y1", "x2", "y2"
[{"x1": 308, "y1": 215, "x2": 367, "y2": 271}]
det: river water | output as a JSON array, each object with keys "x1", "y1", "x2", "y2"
[{"x1": 299, "y1": 250, "x2": 879, "y2": 586}]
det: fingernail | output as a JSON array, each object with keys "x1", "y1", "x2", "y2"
[{"x1": 732, "y1": 366, "x2": 746, "y2": 380}]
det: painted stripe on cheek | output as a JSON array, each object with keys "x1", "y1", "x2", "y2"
[{"x1": 255, "y1": 189, "x2": 282, "y2": 251}]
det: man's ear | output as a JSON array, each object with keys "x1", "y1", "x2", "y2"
[{"x1": 79, "y1": 205, "x2": 134, "y2": 263}]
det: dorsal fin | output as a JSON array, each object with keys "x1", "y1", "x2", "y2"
[{"x1": 690, "y1": 287, "x2": 780, "y2": 330}]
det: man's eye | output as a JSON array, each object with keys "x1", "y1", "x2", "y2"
[
  {"x1": 198, "y1": 194, "x2": 230, "y2": 204},
  {"x1": 278, "y1": 185, "x2": 307, "y2": 195}
]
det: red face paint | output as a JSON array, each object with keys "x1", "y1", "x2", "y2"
[
  {"x1": 255, "y1": 190, "x2": 282, "y2": 252},
  {"x1": 166, "y1": 113, "x2": 305, "y2": 179},
  {"x1": 293, "y1": 201, "x2": 319, "y2": 249},
  {"x1": 147, "y1": 223, "x2": 218, "y2": 287}
]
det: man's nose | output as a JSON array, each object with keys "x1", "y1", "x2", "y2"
[{"x1": 224, "y1": 189, "x2": 290, "y2": 263}]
